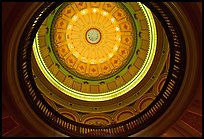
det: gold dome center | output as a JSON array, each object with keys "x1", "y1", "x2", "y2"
[{"x1": 52, "y1": 2, "x2": 136, "y2": 78}]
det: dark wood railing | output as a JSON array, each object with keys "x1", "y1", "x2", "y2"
[{"x1": 17, "y1": 2, "x2": 186, "y2": 137}]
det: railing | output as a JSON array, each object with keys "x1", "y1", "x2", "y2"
[{"x1": 17, "y1": 2, "x2": 186, "y2": 137}]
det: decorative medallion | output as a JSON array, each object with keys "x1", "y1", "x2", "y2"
[{"x1": 86, "y1": 28, "x2": 101, "y2": 44}]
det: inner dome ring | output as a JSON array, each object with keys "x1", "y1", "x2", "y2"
[{"x1": 86, "y1": 28, "x2": 101, "y2": 44}]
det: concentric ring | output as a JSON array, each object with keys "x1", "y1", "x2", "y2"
[
  {"x1": 32, "y1": 2, "x2": 157, "y2": 101},
  {"x1": 51, "y1": 2, "x2": 136, "y2": 79},
  {"x1": 86, "y1": 28, "x2": 101, "y2": 44}
]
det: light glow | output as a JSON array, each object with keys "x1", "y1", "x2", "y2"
[
  {"x1": 81, "y1": 9, "x2": 88, "y2": 15},
  {"x1": 72, "y1": 15, "x2": 78, "y2": 21},
  {"x1": 67, "y1": 24, "x2": 72, "y2": 30},
  {"x1": 99, "y1": 58, "x2": 105, "y2": 63},
  {"x1": 115, "y1": 26, "x2": 120, "y2": 32},
  {"x1": 102, "y1": 11, "x2": 108, "y2": 16},
  {"x1": 113, "y1": 45, "x2": 119, "y2": 51},
  {"x1": 81, "y1": 57, "x2": 87, "y2": 63},
  {"x1": 92, "y1": 8, "x2": 97, "y2": 13},
  {"x1": 90, "y1": 59, "x2": 96, "y2": 64},
  {"x1": 116, "y1": 35, "x2": 121, "y2": 42},
  {"x1": 73, "y1": 51, "x2": 79, "y2": 58},
  {"x1": 110, "y1": 17, "x2": 116, "y2": 23},
  {"x1": 68, "y1": 43, "x2": 73, "y2": 50},
  {"x1": 108, "y1": 53, "x2": 113, "y2": 58}
]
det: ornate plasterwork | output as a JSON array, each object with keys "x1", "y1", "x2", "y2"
[
  {"x1": 32, "y1": 2, "x2": 157, "y2": 101},
  {"x1": 36, "y1": 55, "x2": 170, "y2": 126},
  {"x1": 52, "y1": 2, "x2": 135, "y2": 78}
]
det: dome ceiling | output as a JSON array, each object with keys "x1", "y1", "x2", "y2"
[
  {"x1": 31, "y1": 2, "x2": 170, "y2": 136},
  {"x1": 32, "y1": 2, "x2": 157, "y2": 102},
  {"x1": 3, "y1": 2, "x2": 201, "y2": 137},
  {"x1": 52, "y1": 2, "x2": 136, "y2": 79}
]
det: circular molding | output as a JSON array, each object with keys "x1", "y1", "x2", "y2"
[
  {"x1": 86, "y1": 28, "x2": 101, "y2": 44},
  {"x1": 31, "y1": 2, "x2": 169, "y2": 114},
  {"x1": 32, "y1": 2, "x2": 157, "y2": 102}
]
